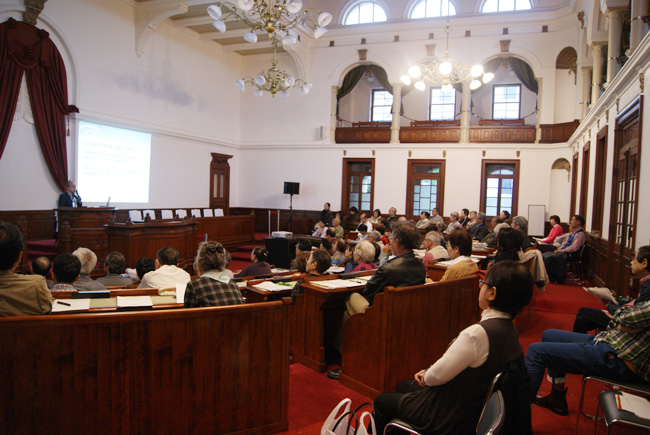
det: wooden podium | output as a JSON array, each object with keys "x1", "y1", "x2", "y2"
[{"x1": 56, "y1": 206, "x2": 115, "y2": 229}]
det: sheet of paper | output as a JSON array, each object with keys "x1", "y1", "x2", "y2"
[
  {"x1": 312, "y1": 279, "x2": 363, "y2": 289},
  {"x1": 51, "y1": 299, "x2": 91, "y2": 312},
  {"x1": 437, "y1": 257, "x2": 480, "y2": 267},
  {"x1": 254, "y1": 281, "x2": 293, "y2": 292},
  {"x1": 619, "y1": 392, "x2": 650, "y2": 419},
  {"x1": 176, "y1": 283, "x2": 186, "y2": 303},
  {"x1": 413, "y1": 249, "x2": 426, "y2": 258},
  {"x1": 355, "y1": 275, "x2": 373, "y2": 281},
  {"x1": 236, "y1": 281, "x2": 247, "y2": 288},
  {"x1": 271, "y1": 268, "x2": 289, "y2": 273},
  {"x1": 327, "y1": 266, "x2": 345, "y2": 274},
  {"x1": 116, "y1": 296, "x2": 153, "y2": 308},
  {"x1": 583, "y1": 286, "x2": 617, "y2": 303}
]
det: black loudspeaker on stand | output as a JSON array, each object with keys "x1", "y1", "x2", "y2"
[{"x1": 283, "y1": 182, "x2": 300, "y2": 232}]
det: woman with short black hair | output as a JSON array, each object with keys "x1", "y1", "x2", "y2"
[{"x1": 235, "y1": 247, "x2": 272, "y2": 278}]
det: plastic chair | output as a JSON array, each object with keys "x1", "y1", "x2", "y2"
[
  {"x1": 161, "y1": 210, "x2": 173, "y2": 219},
  {"x1": 176, "y1": 209, "x2": 187, "y2": 219},
  {"x1": 128, "y1": 210, "x2": 142, "y2": 222},
  {"x1": 575, "y1": 375, "x2": 650, "y2": 433},
  {"x1": 203, "y1": 208, "x2": 214, "y2": 217},
  {"x1": 594, "y1": 391, "x2": 650, "y2": 434}
]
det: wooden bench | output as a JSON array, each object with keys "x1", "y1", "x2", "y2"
[
  {"x1": 339, "y1": 275, "x2": 480, "y2": 398},
  {"x1": 0, "y1": 301, "x2": 290, "y2": 434}
]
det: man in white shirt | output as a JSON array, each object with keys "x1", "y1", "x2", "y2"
[
  {"x1": 429, "y1": 208, "x2": 444, "y2": 226},
  {"x1": 356, "y1": 213, "x2": 373, "y2": 232},
  {"x1": 139, "y1": 247, "x2": 191, "y2": 289}
]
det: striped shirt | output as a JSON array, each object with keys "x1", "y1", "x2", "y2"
[{"x1": 595, "y1": 300, "x2": 650, "y2": 381}]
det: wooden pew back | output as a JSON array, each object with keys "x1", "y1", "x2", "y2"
[
  {"x1": 0, "y1": 302, "x2": 290, "y2": 435},
  {"x1": 340, "y1": 275, "x2": 480, "y2": 398}
]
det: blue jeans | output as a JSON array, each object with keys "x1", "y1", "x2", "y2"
[{"x1": 525, "y1": 329, "x2": 641, "y2": 398}]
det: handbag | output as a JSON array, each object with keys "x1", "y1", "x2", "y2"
[{"x1": 321, "y1": 399, "x2": 375, "y2": 435}]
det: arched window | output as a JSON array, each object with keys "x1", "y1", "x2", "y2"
[
  {"x1": 343, "y1": 1, "x2": 388, "y2": 25},
  {"x1": 410, "y1": 0, "x2": 456, "y2": 19},
  {"x1": 481, "y1": 0, "x2": 531, "y2": 13}
]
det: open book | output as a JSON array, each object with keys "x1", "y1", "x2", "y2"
[{"x1": 583, "y1": 286, "x2": 617, "y2": 303}]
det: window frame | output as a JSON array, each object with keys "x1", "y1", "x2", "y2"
[
  {"x1": 570, "y1": 152, "x2": 578, "y2": 217},
  {"x1": 579, "y1": 142, "x2": 590, "y2": 220},
  {"x1": 342, "y1": 1, "x2": 388, "y2": 25},
  {"x1": 341, "y1": 158, "x2": 375, "y2": 214},
  {"x1": 370, "y1": 88, "x2": 393, "y2": 122},
  {"x1": 429, "y1": 87, "x2": 457, "y2": 121},
  {"x1": 406, "y1": 159, "x2": 446, "y2": 219},
  {"x1": 591, "y1": 128, "x2": 608, "y2": 236},
  {"x1": 480, "y1": 0, "x2": 532, "y2": 13},
  {"x1": 479, "y1": 159, "x2": 520, "y2": 217},
  {"x1": 491, "y1": 84, "x2": 522, "y2": 120},
  {"x1": 409, "y1": 0, "x2": 457, "y2": 19}
]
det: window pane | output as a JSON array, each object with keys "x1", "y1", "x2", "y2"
[
  {"x1": 372, "y1": 90, "x2": 393, "y2": 122},
  {"x1": 373, "y1": 4, "x2": 387, "y2": 21},
  {"x1": 430, "y1": 87, "x2": 456, "y2": 121},
  {"x1": 345, "y1": 6, "x2": 359, "y2": 24},
  {"x1": 515, "y1": 0, "x2": 531, "y2": 10},
  {"x1": 500, "y1": 0, "x2": 515, "y2": 11},
  {"x1": 486, "y1": 178, "x2": 499, "y2": 188},
  {"x1": 359, "y1": 2, "x2": 374, "y2": 23},
  {"x1": 411, "y1": 1, "x2": 426, "y2": 18},
  {"x1": 482, "y1": 0, "x2": 498, "y2": 13},
  {"x1": 486, "y1": 197, "x2": 498, "y2": 208},
  {"x1": 486, "y1": 206, "x2": 498, "y2": 216}
]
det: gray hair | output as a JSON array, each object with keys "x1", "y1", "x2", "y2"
[
  {"x1": 425, "y1": 231, "x2": 441, "y2": 246},
  {"x1": 72, "y1": 247, "x2": 98, "y2": 275},
  {"x1": 477, "y1": 212, "x2": 486, "y2": 223},
  {"x1": 513, "y1": 216, "x2": 528, "y2": 231},
  {"x1": 436, "y1": 222, "x2": 446, "y2": 232},
  {"x1": 450, "y1": 211, "x2": 459, "y2": 219},
  {"x1": 355, "y1": 241, "x2": 375, "y2": 262},
  {"x1": 368, "y1": 230, "x2": 382, "y2": 242}
]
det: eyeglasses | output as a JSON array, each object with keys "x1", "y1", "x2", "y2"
[{"x1": 479, "y1": 279, "x2": 491, "y2": 287}]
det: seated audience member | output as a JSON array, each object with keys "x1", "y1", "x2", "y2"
[
  {"x1": 320, "y1": 238, "x2": 334, "y2": 255},
  {"x1": 491, "y1": 227, "x2": 522, "y2": 265},
  {"x1": 500, "y1": 210, "x2": 511, "y2": 220},
  {"x1": 422, "y1": 232, "x2": 449, "y2": 265},
  {"x1": 342, "y1": 244, "x2": 358, "y2": 273},
  {"x1": 291, "y1": 238, "x2": 312, "y2": 271},
  {"x1": 374, "y1": 261, "x2": 534, "y2": 434},
  {"x1": 184, "y1": 241, "x2": 244, "y2": 307},
  {"x1": 385, "y1": 207, "x2": 399, "y2": 227},
  {"x1": 356, "y1": 224, "x2": 368, "y2": 241},
  {"x1": 441, "y1": 230, "x2": 478, "y2": 281},
  {"x1": 0, "y1": 221, "x2": 53, "y2": 316},
  {"x1": 350, "y1": 241, "x2": 378, "y2": 273},
  {"x1": 429, "y1": 208, "x2": 444, "y2": 226},
  {"x1": 31, "y1": 256, "x2": 53, "y2": 289},
  {"x1": 377, "y1": 225, "x2": 388, "y2": 245},
  {"x1": 459, "y1": 208, "x2": 470, "y2": 227},
  {"x1": 367, "y1": 230, "x2": 383, "y2": 246},
  {"x1": 331, "y1": 240, "x2": 347, "y2": 266},
  {"x1": 481, "y1": 217, "x2": 507, "y2": 247},
  {"x1": 72, "y1": 247, "x2": 107, "y2": 290},
  {"x1": 291, "y1": 249, "x2": 332, "y2": 302},
  {"x1": 236, "y1": 247, "x2": 272, "y2": 278},
  {"x1": 356, "y1": 213, "x2": 373, "y2": 232},
  {"x1": 542, "y1": 214, "x2": 586, "y2": 284},
  {"x1": 466, "y1": 211, "x2": 478, "y2": 230},
  {"x1": 324, "y1": 228, "x2": 337, "y2": 245},
  {"x1": 573, "y1": 246, "x2": 650, "y2": 333},
  {"x1": 526, "y1": 301, "x2": 650, "y2": 416},
  {"x1": 435, "y1": 222, "x2": 448, "y2": 249},
  {"x1": 51, "y1": 253, "x2": 82, "y2": 292},
  {"x1": 320, "y1": 202, "x2": 333, "y2": 227},
  {"x1": 312, "y1": 221, "x2": 327, "y2": 238},
  {"x1": 331, "y1": 217, "x2": 345, "y2": 239},
  {"x1": 470, "y1": 212, "x2": 490, "y2": 241},
  {"x1": 328, "y1": 223, "x2": 426, "y2": 379},
  {"x1": 134, "y1": 256, "x2": 156, "y2": 282},
  {"x1": 369, "y1": 209, "x2": 382, "y2": 225},
  {"x1": 416, "y1": 212, "x2": 431, "y2": 229},
  {"x1": 539, "y1": 215, "x2": 563, "y2": 244},
  {"x1": 443, "y1": 212, "x2": 463, "y2": 234},
  {"x1": 139, "y1": 246, "x2": 191, "y2": 289},
  {"x1": 512, "y1": 216, "x2": 533, "y2": 250},
  {"x1": 97, "y1": 251, "x2": 134, "y2": 287},
  {"x1": 344, "y1": 206, "x2": 360, "y2": 228}
]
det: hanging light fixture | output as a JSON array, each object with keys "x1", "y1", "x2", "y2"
[
  {"x1": 400, "y1": 6, "x2": 493, "y2": 92},
  {"x1": 207, "y1": 1, "x2": 330, "y2": 97},
  {"x1": 207, "y1": 1, "x2": 332, "y2": 48}
]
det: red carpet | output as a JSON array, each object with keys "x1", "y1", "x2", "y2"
[{"x1": 279, "y1": 280, "x2": 647, "y2": 435}]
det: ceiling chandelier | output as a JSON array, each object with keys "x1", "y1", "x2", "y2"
[
  {"x1": 207, "y1": 1, "x2": 332, "y2": 97},
  {"x1": 401, "y1": 21, "x2": 494, "y2": 92}
]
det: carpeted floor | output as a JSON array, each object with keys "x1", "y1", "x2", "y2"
[{"x1": 278, "y1": 281, "x2": 647, "y2": 435}]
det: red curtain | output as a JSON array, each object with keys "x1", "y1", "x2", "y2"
[{"x1": 0, "y1": 18, "x2": 78, "y2": 191}]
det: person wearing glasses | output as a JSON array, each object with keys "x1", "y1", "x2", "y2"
[{"x1": 373, "y1": 261, "x2": 534, "y2": 434}]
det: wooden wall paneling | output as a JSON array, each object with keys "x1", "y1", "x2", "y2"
[
  {"x1": 539, "y1": 120, "x2": 580, "y2": 143},
  {"x1": 0, "y1": 210, "x2": 56, "y2": 240},
  {"x1": 399, "y1": 126, "x2": 460, "y2": 143},
  {"x1": 335, "y1": 127, "x2": 391, "y2": 143},
  {"x1": 339, "y1": 276, "x2": 480, "y2": 399},
  {"x1": 195, "y1": 215, "x2": 255, "y2": 248},
  {"x1": 469, "y1": 126, "x2": 536, "y2": 143},
  {"x1": 0, "y1": 302, "x2": 290, "y2": 435}
]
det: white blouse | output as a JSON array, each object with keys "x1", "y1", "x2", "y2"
[{"x1": 423, "y1": 308, "x2": 511, "y2": 386}]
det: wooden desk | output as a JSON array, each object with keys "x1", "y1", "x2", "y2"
[
  {"x1": 0, "y1": 301, "x2": 290, "y2": 434},
  {"x1": 292, "y1": 274, "x2": 373, "y2": 372},
  {"x1": 106, "y1": 221, "x2": 197, "y2": 271},
  {"x1": 242, "y1": 278, "x2": 298, "y2": 303},
  {"x1": 50, "y1": 288, "x2": 183, "y2": 313}
]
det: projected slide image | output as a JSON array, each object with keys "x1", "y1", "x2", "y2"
[{"x1": 77, "y1": 121, "x2": 151, "y2": 203}]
